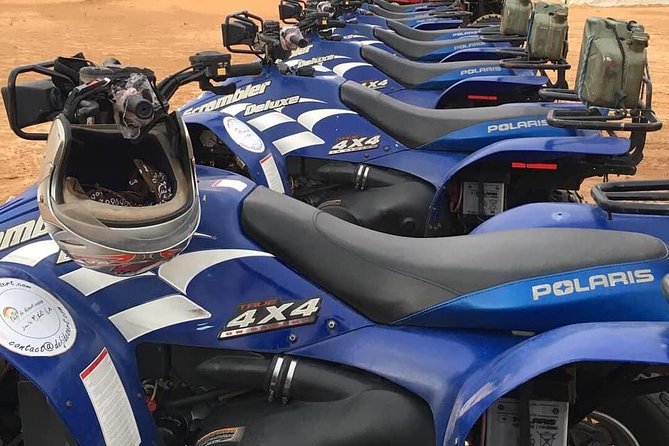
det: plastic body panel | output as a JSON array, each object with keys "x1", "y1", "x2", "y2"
[{"x1": 1, "y1": 168, "x2": 669, "y2": 444}]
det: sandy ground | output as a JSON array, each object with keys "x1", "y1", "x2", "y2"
[{"x1": 0, "y1": 1, "x2": 666, "y2": 201}]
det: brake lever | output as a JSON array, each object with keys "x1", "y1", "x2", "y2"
[
  {"x1": 76, "y1": 100, "x2": 100, "y2": 122},
  {"x1": 202, "y1": 81, "x2": 236, "y2": 96},
  {"x1": 62, "y1": 77, "x2": 111, "y2": 120}
]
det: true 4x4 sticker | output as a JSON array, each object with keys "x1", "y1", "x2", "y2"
[
  {"x1": 219, "y1": 297, "x2": 321, "y2": 339},
  {"x1": 329, "y1": 135, "x2": 381, "y2": 155},
  {"x1": 360, "y1": 79, "x2": 389, "y2": 90}
]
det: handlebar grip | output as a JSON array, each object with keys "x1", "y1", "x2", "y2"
[
  {"x1": 125, "y1": 95, "x2": 154, "y2": 120},
  {"x1": 327, "y1": 19, "x2": 347, "y2": 27},
  {"x1": 226, "y1": 62, "x2": 264, "y2": 77},
  {"x1": 289, "y1": 34, "x2": 309, "y2": 48}
]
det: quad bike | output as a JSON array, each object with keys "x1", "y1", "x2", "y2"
[
  {"x1": 275, "y1": 1, "x2": 569, "y2": 107},
  {"x1": 172, "y1": 13, "x2": 660, "y2": 237},
  {"x1": 281, "y1": 0, "x2": 517, "y2": 61},
  {"x1": 361, "y1": 0, "x2": 504, "y2": 21},
  {"x1": 1, "y1": 49, "x2": 669, "y2": 446}
]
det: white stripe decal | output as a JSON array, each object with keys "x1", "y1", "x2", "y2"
[
  {"x1": 158, "y1": 249, "x2": 273, "y2": 293},
  {"x1": 297, "y1": 109, "x2": 357, "y2": 132},
  {"x1": 211, "y1": 178, "x2": 248, "y2": 191},
  {"x1": 313, "y1": 65, "x2": 332, "y2": 73},
  {"x1": 59, "y1": 268, "x2": 154, "y2": 297},
  {"x1": 0, "y1": 240, "x2": 59, "y2": 266},
  {"x1": 298, "y1": 98, "x2": 326, "y2": 104},
  {"x1": 284, "y1": 55, "x2": 349, "y2": 67},
  {"x1": 247, "y1": 112, "x2": 296, "y2": 132},
  {"x1": 108, "y1": 294, "x2": 211, "y2": 342},
  {"x1": 332, "y1": 62, "x2": 373, "y2": 77},
  {"x1": 220, "y1": 103, "x2": 251, "y2": 116},
  {"x1": 357, "y1": 40, "x2": 383, "y2": 46},
  {"x1": 272, "y1": 132, "x2": 325, "y2": 155}
]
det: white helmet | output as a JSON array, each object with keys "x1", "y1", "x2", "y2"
[{"x1": 37, "y1": 112, "x2": 200, "y2": 276}]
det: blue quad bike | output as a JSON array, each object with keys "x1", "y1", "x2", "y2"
[
  {"x1": 359, "y1": 0, "x2": 504, "y2": 25},
  {"x1": 173, "y1": 15, "x2": 659, "y2": 237},
  {"x1": 340, "y1": 0, "x2": 503, "y2": 30},
  {"x1": 335, "y1": 0, "x2": 467, "y2": 30},
  {"x1": 274, "y1": 4, "x2": 567, "y2": 106},
  {"x1": 314, "y1": 0, "x2": 495, "y2": 41},
  {"x1": 2, "y1": 51, "x2": 669, "y2": 446},
  {"x1": 279, "y1": 0, "x2": 518, "y2": 62}
]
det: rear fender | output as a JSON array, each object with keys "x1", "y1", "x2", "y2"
[
  {"x1": 411, "y1": 19, "x2": 462, "y2": 30},
  {"x1": 293, "y1": 322, "x2": 669, "y2": 446},
  {"x1": 0, "y1": 265, "x2": 155, "y2": 444},
  {"x1": 426, "y1": 136, "x2": 631, "y2": 227},
  {"x1": 422, "y1": 39, "x2": 504, "y2": 61},
  {"x1": 433, "y1": 75, "x2": 547, "y2": 108},
  {"x1": 184, "y1": 110, "x2": 291, "y2": 195},
  {"x1": 440, "y1": 47, "x2": 524, "y2": 62},
  {"x1": 445, "y1": 321, "x2": 669, "y2": 445},
  {"x1": 473, "y1": 202, "x2": 669, "y2": 243}
]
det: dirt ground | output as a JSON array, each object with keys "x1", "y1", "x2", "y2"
[{"x1": 0, "y1": 0, "x2": 666, "y2": 201}]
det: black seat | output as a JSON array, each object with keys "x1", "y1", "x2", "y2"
[
  {"x1": 361, "y1": 45, "x2": 500, "y2": 88},
  {"x1": 386, "y1": 19, "x2": 473, "y2": 41},
  {"x1": 373, "y1": 0, "x2": 452, "y2": 13},
  {"x1": 242, "y1": 187, "x2": 667, "y2": 324},
  {"x1": 340, "y1": 81, "x2": 548, "y2": 148},
  {"x1": 373, "y1": 27, "x2": 480, "y2": 60},
  {"x1": 368, "y1": 4, "x2": 435, "y2": 19}
]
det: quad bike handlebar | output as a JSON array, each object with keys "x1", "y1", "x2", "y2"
[{"x1": 2, "y1": 50, "x2": 259, "y2": 141}]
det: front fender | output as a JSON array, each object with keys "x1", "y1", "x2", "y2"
[
  {"x1": 445, "y1": 321, "x2": 669, "y2": 445},
  {"x1": 184, "y1": 111, "x2": 290, "y2": 195},
  {"x1": 0, "y1": 265, "x2": 156, "y2": 445}
]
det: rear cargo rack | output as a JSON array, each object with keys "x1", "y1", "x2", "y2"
[
  {"x1": 477, "y1": 26, "x2": 526, "y2": 44},
  {"x1": 540, "y1": 72, "x2": 661, "y2": 133},
  {"x1": 500, "y1": 56, "x2": 570, "y2": 88},
  {"x1": 592, "y1": 180, "x2": 669, "y2": 216}
]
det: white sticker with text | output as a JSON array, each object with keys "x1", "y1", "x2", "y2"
[{"x1": 0, "y1": 278, "x2": 76, "y2": 357}]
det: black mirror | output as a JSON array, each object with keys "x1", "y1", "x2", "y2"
[
  {"x1": 279, "y1": 1, "x2": 303, "y2": 21},
  {"x1": 222, "y1": 20, "x2": 258, "y2": 48},
  {"x1": 2, "y1": 62, "x2": 65, "y2": 141}
]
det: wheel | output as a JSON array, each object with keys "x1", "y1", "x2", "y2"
[
  {"x1": 471, "y1": 13, "x2": 501, "y2": 26},
  {"x1": 570, "y1": 394, "x2": 669, "y2": 445}
]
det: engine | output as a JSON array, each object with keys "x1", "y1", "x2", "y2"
[
  {"x1": 137, "y1": 345, "x2": 435, "y2": 446},
  {"x1": 287, "y1": 158, "x2": 436, "y2": 237}
]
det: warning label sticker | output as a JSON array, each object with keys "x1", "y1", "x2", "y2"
[
  {"x1": 260, "y1": 153, "x2": 285, "y2": 193},
  {"x1": 80, "y1": 348, "x2": 141, "y2": 446},
  {"x1": 485, "y1": 398, "x2": 568, "y2": 446},
  {"x1": 0, "y1": 278, "x2": 76, "y2": 357}
]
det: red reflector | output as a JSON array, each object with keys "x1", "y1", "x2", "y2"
[
  {"x1": 467, "y1": 94, "x2": 498, "y2": 101},
  {"x1": 512, "y1": 162, "x2": 558, "y2": 170}
]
